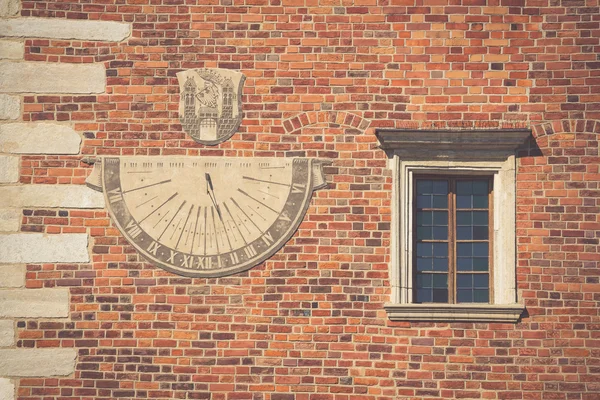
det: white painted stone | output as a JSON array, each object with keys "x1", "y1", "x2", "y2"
[
  {"x1": 0, "y1": 0, "x2": 19, "y2": 17},
  {"x1": 0, "y1": 185, "x2": 104, "y2": 208},
  {"x1": 0, "y1": 320, "x2": 14, "y2": 347},
  {"x1": 0, "y1": 288, "x2": 69, "y2": 318},
  {"x1": 0, "y1": 233, "x2": 90, "y2": 263},
  {"x1": 0, "y1": 348, "x2": 76, "y2": 376},
  {"x1": 0, "y1": 378, "x2": 14, "y2": 400},
  {"x1": 0, "y1": 94, "x2": 19, "y2": 120},
  {"x1": 0, "y1": 209, "x2": 20, "y2": 232},
  {"x1": 0, "y1": 264, "x2": 25, "y2": 287},
  {"x1": 0, "y1": 123, "x2": 81, "y2": 154},
  {"x1": 0, "y1": 62, "x2": 105, "y2": 93},
  {"x1": 0, "y1": 155, "x2": 18, "y2": 183},
  {"x1": 0, "y1": 18, "x2": 130, "y2": 42},
  {"x1": 0, "y1": 40, "x2": 24, "y2": 60}
]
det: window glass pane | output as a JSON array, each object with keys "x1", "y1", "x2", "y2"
[
  {"x1": 417, "y1": 243, "x2": 432, "y2": 257},
  {"x1": 417, "y1": 195, "x2": 431, "y2": 209},
  {"x1": 473, "y1": 289, "x2": 489, "y2": 303},
  {"x1": 433, "y1": 257, "x2": 448, "y2": 271},
  {"x1": 473, "y1": 243, "x2": 488, "y2": 257},
  {"x1": 432, "y1": 180, "x2": 448, "y2": 195},
  {"x1": 417, "y1": 180, "x2": 433, "y2": 194},
  {"x1": 417, "y1": 227, "x2": 432, "y2": 240},
  {"x1": 474, "y1": 274, "x2": 489, "y2": 288},
  {"x1": 473, "y1": 211, "x2": 488, "y2": 225},
  {"x1": 457, "y1": 211, "x2": 471, "y2": 225},
  {"x1": 473, "y1": 257, "x2": 489, "y2": 271},
  {"x1": 433, "y1": 211, "x2": 448, "y2": 226},
  {"x1": 416, "y1": 289, "x2": 431, "y2": 303},
  {"x1": 417, "y1": 211, "x2": 432, "y2": 226},
  {"x1": 472, "y1": 180, "x2": 489, "y2": 195},
  {"x1": 432, "y1": 289, "x2": 448, "y2": 303},
  {"x1": 456, "y1": 195, "x2": 471, "y2": 209},
  {"x1": 456, "y1": 181, "x2": 472, "y2": 195},
  {"x1": 473, "y1": 195, "x2": 488, "y2": 209},
  {"x1": 457, "y1": 226, "x2": 472, "y2": 240},
  {"x1": 457, "y1": 274, "x2": 472, "y2": 288},
  {"x1": 457, "y1": 243, "x2": 471, "y2": 257},
  {"x1": 432, "y1": 195, "x2": 448, "y2": 209},
  {"x1": 433, "y1": 243, "x2": 448, "y2": 257},
  {"x1": 457, "y1": 257, "x2": 473, "y2": 271},
  {"x1": 433, "y1": 226, "x2": 448, "y2": 240},
  {"x1": 416, "y1": 257, "x2": 432, "y2": 272},
  {"x1": 416, "y1": 273, "x2": 432, "y2": 288},
  {"x1": 473, "y1": 226, "x2": 488, "y2": 239},
  {"x1": 457, "y1": 290, "x2": 473, "y2": 303}
]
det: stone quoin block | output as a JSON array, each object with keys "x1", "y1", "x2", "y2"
[
  {"x1": 0, "y1": 0, "x2": 19, "y2": 17},
  {"x1": 0, "y1": 288, "x2": 70, "y2": 318},
  {"x1": 0, "y1": 209, "x2": 20, "y2": 232},
  {"x1": 0, "y1": 233, "x2": 90, "y2": 263},
  {"x1": 0, "y1": 378, "x2": 14, "y2": 400},
  {"x1": 0, "y1": 18, "x2": 131, "y2": 42},
  {"x1": 0, "y1": 155, "x2": 18, "y2": 183},
  {"x1": 0, "y1": 264, "x2": 25, "y2": 287},
  {"x1": 0, "y1": 349, "x2": 77, "y2": 377},
  {"x1": 0, "y1": 94, "x2": 19, "y2": 120},
  {"x1": 0, "y1": 320, "x2": 14, "y2": 347},
  {"x1": 0, "y1": 41, "x2": 23, "y2": 60},
  {"x1": 0, "y1": 123, "x2": 81, "y2": 154},
  {"x1": 0, "y1": 185, "x2": 104, "y2": 209},
  {"x1": 0, "y1": 62, "x2": 106, "y2": 93}
]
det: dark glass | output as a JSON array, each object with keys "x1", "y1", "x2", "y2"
[
  {"x1": 417, "y1": 180, "x2": 433, "y2": 194},
  {"x1": 457, "y1": 290, "x2": 472, "y2": 303},
  {"x1": 432, "y1": 180, "x2": 448, "y2": 195},
  {"x1": 457, "y1": 257, "x2": 473, "y2": 271},
  {"x1": 473, "y1": 195, "x2": 488, "y2": 209},
  {"x1": 433, "y1": 243, "x2": 448, "y2": 257},
  {"x1": 416, "y1": 257, "x2": 432, "y2": 272},
  {"x1": 473, "y1": 257, "x2": 489, "y2": 271},
  {"x1": 432, "y1": 195, "x2": 448, "y2": 208},
  {"x1": 473, "y1": 289, "x2": 489, "y2": 303},
  {"x1": 472, "y1": 180, "x2": 488, "y2": 195},
  {"x1": 473, "y1": 243, "x2": 488, "y2": 257},
  {"x1": 457, "y1": 226, "x2": 471, "y2": 240},
  {"x1": 417, "y1": 195, "x2": 432, "y2": 209},
  {"x1": 433, "y1": 257, "x2": 448, "y2": 271},
  {"x1": 433, "y1": 211, "x2": 448, "y2": 226},
  {"x1": 417, "y1": 227, "x2": 432, "y2": 240},
  {"x1": 417, "y1": 242, "x2": 432, "y2": 257}
]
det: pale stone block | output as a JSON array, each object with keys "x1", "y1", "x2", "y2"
[
  {"x1": 0, "y1": 209, "x2": 20, "y2": 232},
  {"x1": 0, "y1": 155, "x2": 18, "y2": 183},
  {"x1": 0, "y1": 348, "x2": 76, "y2": 376},
  {"x1": 0, "y1": 288, "x2": 69, "y2": 318},
  {"x1": 0, "y1": 18, "x2": 130, "y2": 42},
  {"x1": 0, "y1": 264, "x2": 25, "y2": 287},
  {"x1": 0, "y1": 123, "x2": 80, "y2": 154},
  {"x1": 0, "y1": 62, "x2": 105, "y2": 93},
  {"x1": 0, "y1": 94, "x2": 19, "y2": 120},
  {"x1": 0, "y1": 378, "x2": 14, "y2": 400},
  {"x1": 0, "y1": 0, "x2": 19, "y2": 17},
  {"x1": 0, "y1": 185, "x2": 104, "y2": 209},
  {"x1": 0, "y1": 233, "x2": 90, "y2": 263},
  {"x1": 0, "y1": 320, "x2": 14, "y2": 346},
  {"x1": 0, "y1": 41, "x2": 24, "y2": 60}
]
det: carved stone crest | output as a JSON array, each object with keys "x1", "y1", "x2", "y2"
[{"x1": 177, "y1": 68, "x2": 245, "y2": 145}]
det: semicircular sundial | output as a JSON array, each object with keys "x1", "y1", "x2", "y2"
[{"x1": 86, "y1": 156, "x2": 328, "y2": 277}]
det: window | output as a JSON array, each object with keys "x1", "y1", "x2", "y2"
[
  {"x1": 376, "y1": 129, "x2": 531, "y2": 322},
  {"x1": 414, "y1": 176, "x2": 492, "y2": 304}
]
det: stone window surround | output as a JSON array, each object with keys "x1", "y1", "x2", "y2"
[{"x1": 376, "y1": 129, "x2": 531, "y2": 323}]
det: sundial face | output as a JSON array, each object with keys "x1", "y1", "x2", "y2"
[{"x1": 86, "y1": 157, "x2": 328, "y2": 277}]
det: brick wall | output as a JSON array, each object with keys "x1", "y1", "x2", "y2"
[{"x1": 0, "y1": 0, "x2": 599, "y2": 399}]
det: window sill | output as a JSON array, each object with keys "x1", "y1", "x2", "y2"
[{"x1": 384, "y1": 303, "x2": 525, "y2": 323}]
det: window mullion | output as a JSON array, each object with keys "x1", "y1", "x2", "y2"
[{"x1": 448, "y1": 178, "x2": 455, "y2": 304}]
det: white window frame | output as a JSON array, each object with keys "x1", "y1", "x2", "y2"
[{"x1": 377, "y1": 129, "x2": 530, "y2": 322}]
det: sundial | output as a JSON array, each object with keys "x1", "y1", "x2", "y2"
[{"x1": 86, "y1": 156, "x2": 328, "y2": 277}]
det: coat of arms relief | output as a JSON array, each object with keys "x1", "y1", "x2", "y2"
[{"x1": 177, "y1": 68, "x2": 245, "y2": 145}]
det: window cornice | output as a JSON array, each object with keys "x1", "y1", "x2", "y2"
[{"x1": 375, "y1": 129, "x2": 532, "y2": 159}]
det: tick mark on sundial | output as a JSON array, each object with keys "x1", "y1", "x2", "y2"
[
  {"x1": 242, "y1": 176, "x2": 290, "y2": 187},
  {"x1": 123, "y1": 179, "x2": 172, "y2": 194}
]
